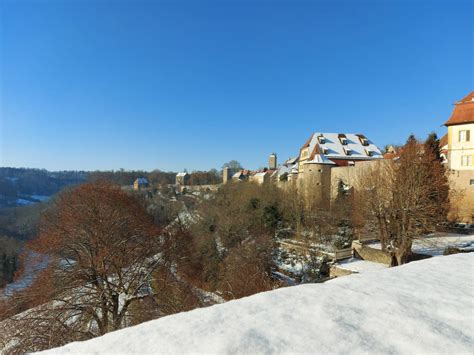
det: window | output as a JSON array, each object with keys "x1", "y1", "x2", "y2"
[
  {"x1": 365, "y1": 149, "x2": 373, "y2": 157},
  {"x1": 470, "y1": 179, "x2": 474, "y2": 185},
  {"x1": 344, "y1": 148, "x2": 352, "y2": 156},
  {"x1": 338, "y1": 133, "x2": 348, "y2": 145},
  {"x1": 459, "y1": 130, "x2": 471, "y2": 142},
  {"x1": 357, "y1": 134, "x2": 369, "y2": 146},
  {"x1": 461, "y1": 155, "x2": 473, "y2": 166},
  {"x1": 317, "y1": 135, "x2": 325, "y2": 144}
]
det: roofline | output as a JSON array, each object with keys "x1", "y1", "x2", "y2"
[
  {"x1": 327, "y1": 156, "x2": 383, "y2": 161},
  {"x1": 444, "y1": 121, "x2": 474, "y2": 127}
]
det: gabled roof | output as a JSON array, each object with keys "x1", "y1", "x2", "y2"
[
  {"x1": 177, "y1": 172, "x2": 188, "y2": 177},
  {"x1": 300, "y1": 132, "x2": 383, "y2": 163},
  {"x1": 305, "y1": 155, "x2": 336, "y2": 165},
  {"x1": 444, "y1": 92, "x2": 474, "y2": 126},
  {"x1": 439, "y1": 133, "x2": 448, "y2": 148},
  {"x1": 232, "y1": 170, "x2": 251, "y2": 178},
  {"x1": 276, "y1": 158, "x2": 299, "y2": 176}
]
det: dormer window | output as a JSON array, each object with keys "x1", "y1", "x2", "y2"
[
  {"x1": 317, "y1": 134, "x2": 325, "y2": 144},
  {"x1": 365, "y1": 149, "x2": 373, "y2": 157},
  {"x1": 344, "y1": 147, "x2": 352, "y2": 156},
  {"x1": 322, "y1": 147, "x2": 329, "y2": 155},
  {"x1": 338, "y1": 134, "x2": 347, "y2": 145},
  {"x1": 356, "y1": 134, "x2": 369, "y2": 146}
]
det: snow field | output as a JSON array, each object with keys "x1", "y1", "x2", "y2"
[{"x1": 40, "y1": 254, "x2": 474, "y2": 355}]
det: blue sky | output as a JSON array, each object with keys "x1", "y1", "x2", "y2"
[{"x1": 1, "y1": 0, "x2": 472, "y2": 172}]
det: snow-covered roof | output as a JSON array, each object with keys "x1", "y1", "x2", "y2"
[
  {"x1": 232, "y1": 170, "x2": 252, "y2": 178},
  {"x1": 302, "y1": 132, "x2": 383, "y2": 162},
  {"x1": 305, "y1": 153, "x2": 336, "y2": 165},
  {"x1": 42, "y1": 254, "x2": 474, "y2": 354},
  {"x1": 276, "y1": 164, "x2": 291, "y2": 176},
  {"x1": 285, "y1": 156, "x2": 299, "y2": 165},
  {"x1": 134, "y1": 178, "x2": 148, "y2": 184},
  {"x1": 176, "y1": 172, "x2": 188, "y2": 177},
  {"x1": 275, "y1": 157, "x2": 299, "y2": 176}
]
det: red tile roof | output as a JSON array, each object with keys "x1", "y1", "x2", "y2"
[
  {"x1": 439, "y1": 133, "x2": 448, "y2": 148},
  {"x1": 444, "y1": 92, "x2": 474, "y2": 126},
  {"x1": 299, "y1": 133, "x2": 314, "y2": 154}
]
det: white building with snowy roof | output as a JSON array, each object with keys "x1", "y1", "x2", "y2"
[
  {"x1": 294, "y1": 132, "x2": 384, "y2": 206},
  {"x1": 298, "y1": 132, "x2": 383, "y2": 173},
  {"x1": 175, "y1": 172, "x2": 190, "y2": 186}
]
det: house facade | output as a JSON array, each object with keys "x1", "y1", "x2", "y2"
[
  {"x1": 443, "y1": 92, "x2": 474, "y2": 222},
  {"x1": 445, "y1": 92, "x2": 474, "y2": 171}
]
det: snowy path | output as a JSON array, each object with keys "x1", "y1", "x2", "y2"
[{"x1": 40, "y1": 254, "x2": 474, "y2": 355}]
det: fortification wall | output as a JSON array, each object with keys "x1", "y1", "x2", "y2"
[
  {"x1": 330, "y1": 160, "x2": 384, "y2": 200},
  {"x1": 448, "y1": 170, "x2": 474, "y2": 223}
]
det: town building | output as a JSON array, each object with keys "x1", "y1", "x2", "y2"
[
  {"x1": 298, "y1": 132, "x2": 383, "y2": 170},
  {"x1": 444, "y1": 92, "x2": 474, "y2": 170},
  {"x1": 295, "y1": 132, "x2": 383, "y2": 206},
  {"x1": 273, "y1": 157, "x2": 299, "y2": 183},
  {"x1": 443, "y1": 92, "x2": 474, "y2": 222},
  {"x1": 133, "y1": 178, "x2": 149, "y2": 190},
  {"x1": 176, "y1": 172, "x2": 190, "y2": 186},
  {"x1": 232, "y1": 170, "x2": 251, "y2": 182},
  {"x1": 249, "y1": 170, "x2": 277, "y2": 185}
]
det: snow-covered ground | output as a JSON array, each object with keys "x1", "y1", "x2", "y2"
[
  {"x1": 367, "y1": 233, "x2": 474, "y2": 256},
  {"x1": 30, "y1": 194, "x2": 50, "y2": 202},
  {"x1": 15, "y1": 198, "x2": 34, "y2": 206},
  {"x1": 40, "y1": 254, "x2": 474, "y2": 354}
]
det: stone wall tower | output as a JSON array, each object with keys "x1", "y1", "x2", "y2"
[
  {"x1": 223, "y1": 167, "x2": 231, "y2": 184},
  {"x1": 269, "y1": 153, "x2": 277, "y2": 170}
]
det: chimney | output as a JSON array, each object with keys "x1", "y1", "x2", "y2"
[{"x1": 269, "y1": 153, "x2": 277, "y2": 170}]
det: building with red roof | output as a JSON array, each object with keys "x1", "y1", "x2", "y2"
[{"x1": 442, "y1": 92, "x2": 474, "y2": 223}]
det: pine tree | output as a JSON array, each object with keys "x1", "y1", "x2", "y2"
[{"x1": 425, "y1": 132, "x2": 442, "y2": 161}]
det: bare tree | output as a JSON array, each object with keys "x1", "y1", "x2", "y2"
[
  {"x1": 356, "y1": 136, "x2": 449, "y2": 265},
  {"x1": 2, "y1": 182, "x2": 167, "y2": 352}
]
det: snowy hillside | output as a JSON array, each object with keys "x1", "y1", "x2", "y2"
[{"x1": 41, "y1": 254, "x2": 474, "y2": 354}]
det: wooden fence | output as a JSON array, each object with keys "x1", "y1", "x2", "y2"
[
  {"x1": 334, "y1": 248, "x2": 353, "y2": 261},
  {"x1": 278, "y1": 240, "x2": 353, "y2": 262}
]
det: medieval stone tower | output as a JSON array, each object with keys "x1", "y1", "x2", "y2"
[
  {"x1": 298, "y1": 163, "x2": 332, "y2": 209},
  {"x1": 223, "y1": 167, "x2": 231, "y2": 184},
  {"x1": 269, "y1": 153, "x2": 277, "y2": 170}
]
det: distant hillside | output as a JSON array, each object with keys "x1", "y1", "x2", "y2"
[
  {"x1": 40, "y1": 254, "x2": 473, "y2": 354},
  {"x1": 0, "y1": 168, "x2": 88, "y2": 208},
  {"x1": 0, "y1": 168, "x2": 181, "y2": 208}
]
